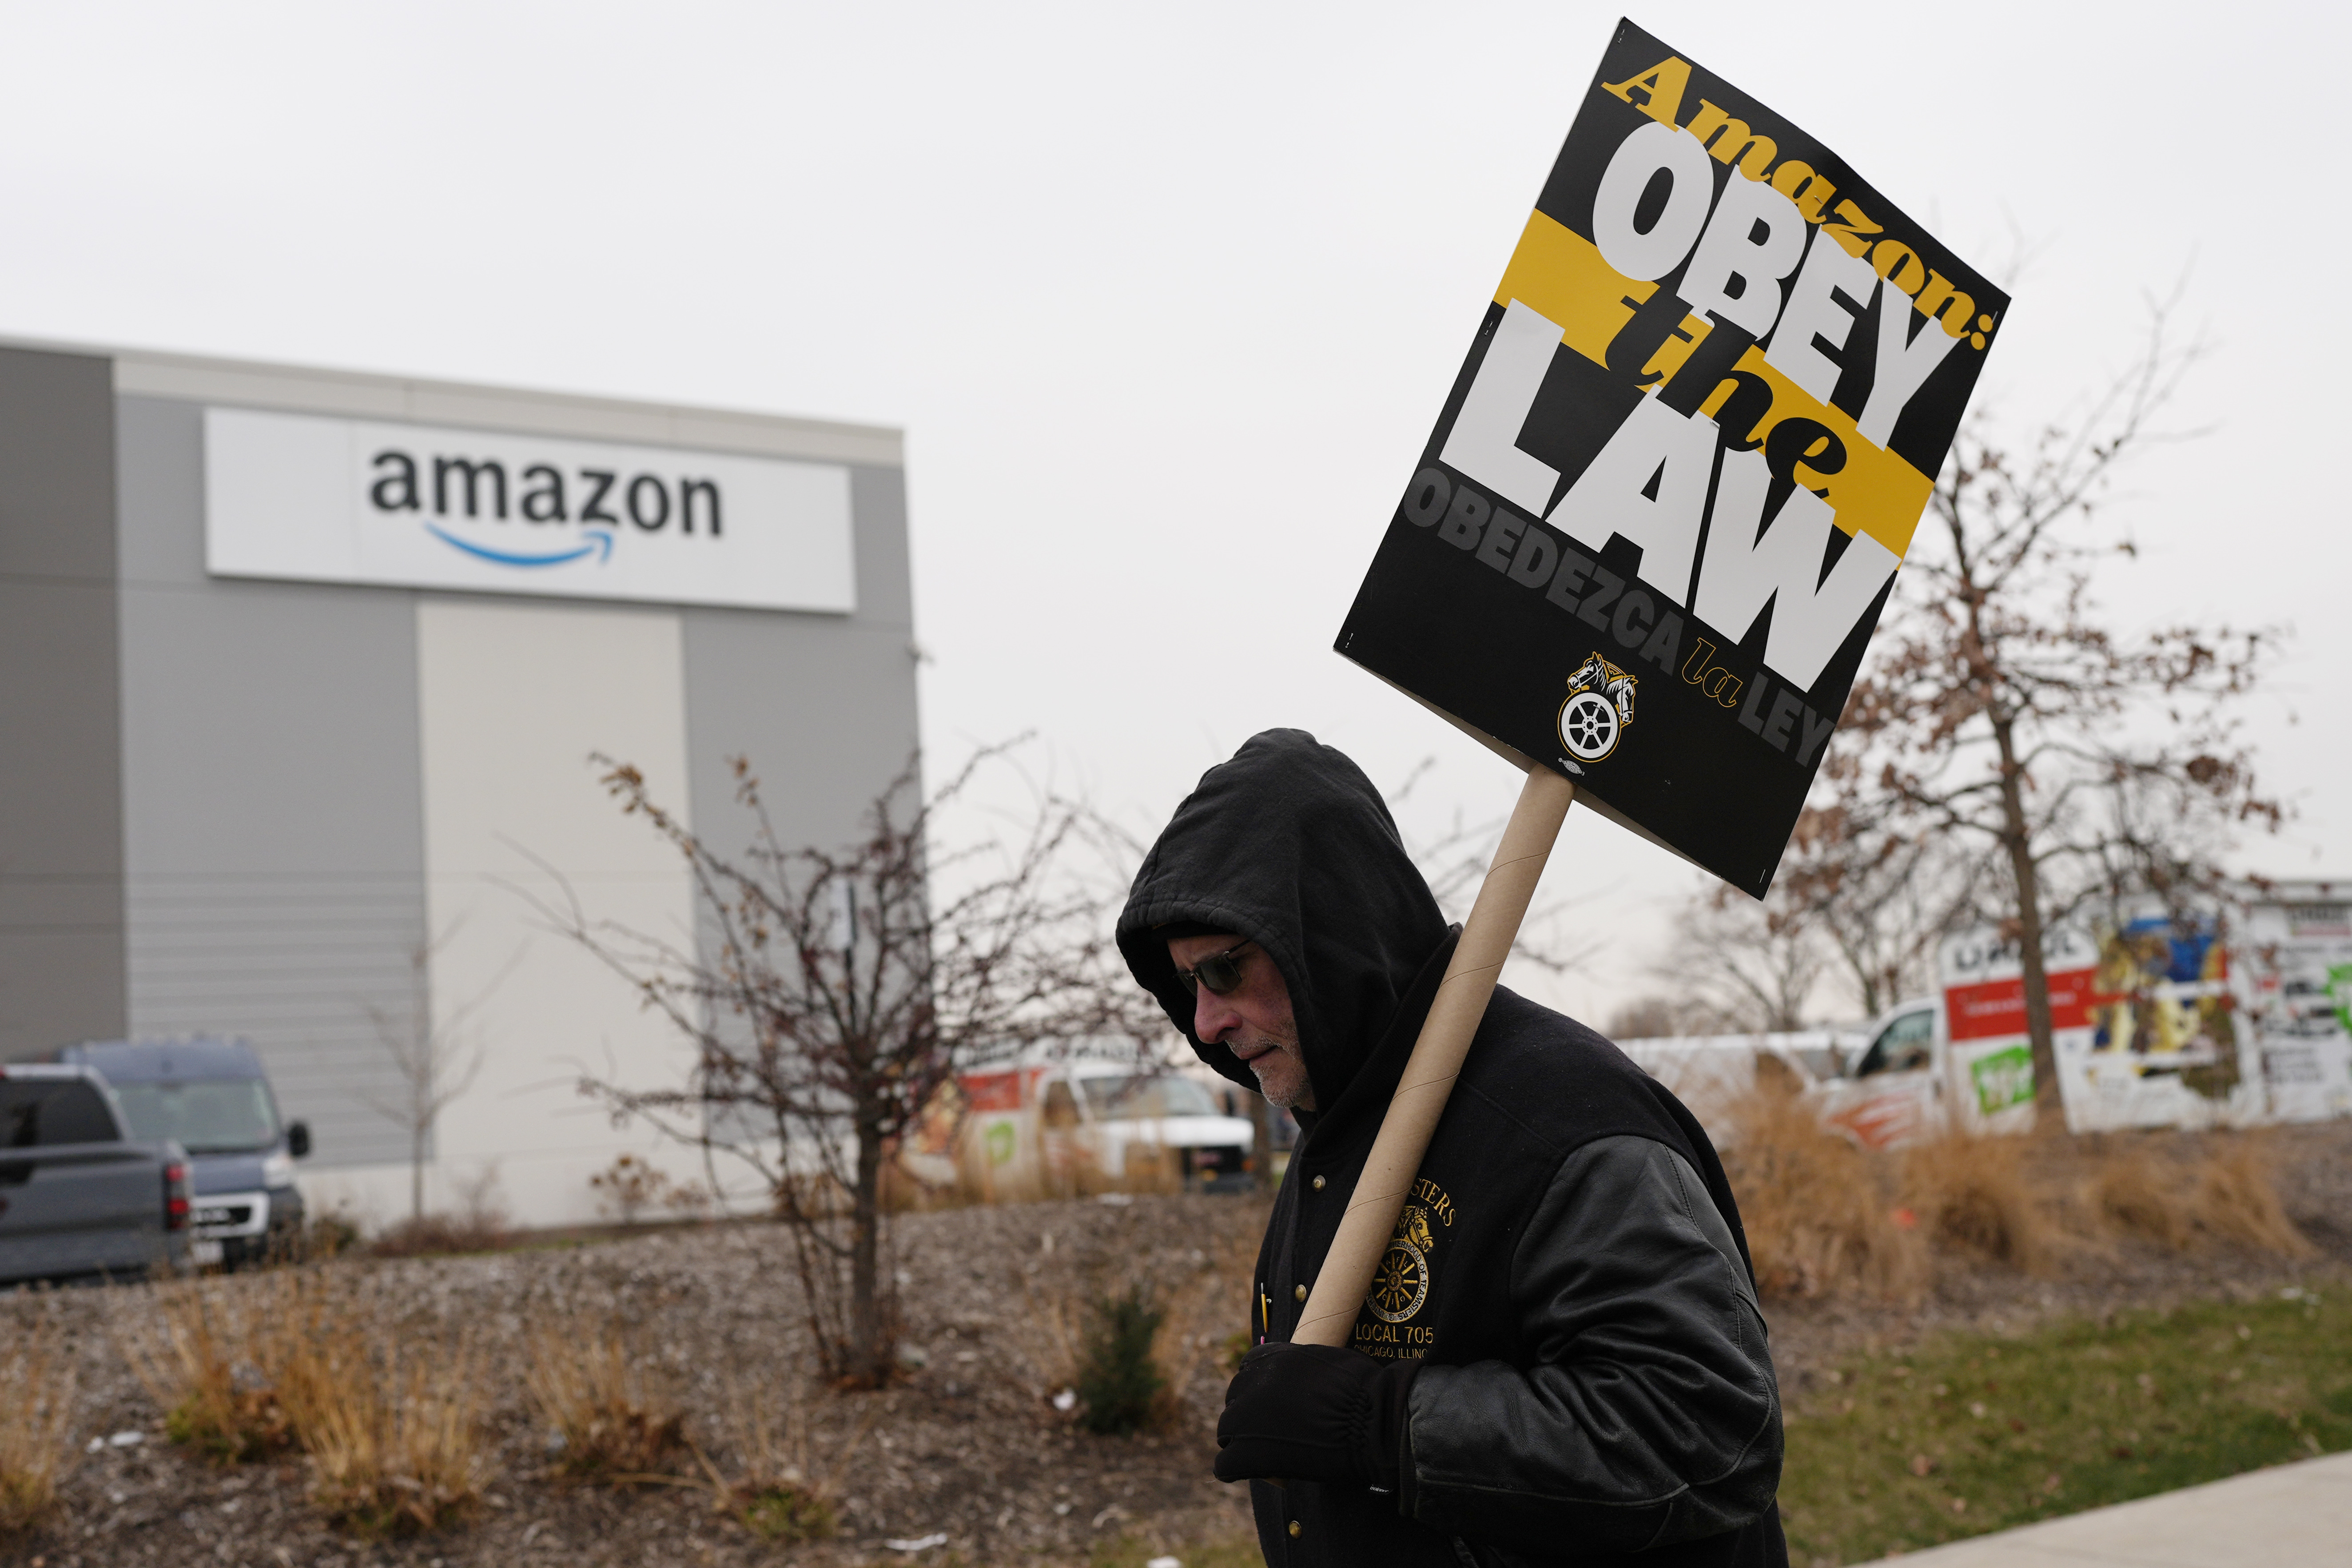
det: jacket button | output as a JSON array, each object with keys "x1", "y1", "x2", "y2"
[
  {"x1": 1289, "y1": 1520, "x2": 1303, "y2": 1538},
  {"x1": 1293, "y1": 1284, "x2": 1307, "y2": 1302},
  {"x1": 1311, "y1": 1174, "x2": 1326, "y2": 1191}
]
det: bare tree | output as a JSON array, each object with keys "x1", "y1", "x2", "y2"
[
  {"x1": 1651, "y1": 883, "x2": 1829, "y2": 1034},
  {"x1": 540, "y1": 748, "x2": 1158, "y2": 1389},
  {"x1": 361, "y1": 929, "x2": 498, "y2": 1223},
  {"x1": 1773, "y1": 786, "x2": 1981, "y2": 1020},
  {"x1": 1604, "y1": 994, "x2": 1718, "y2": 1041},
  {"x1": 1385, "y1": 756, "x2": 1603, "y2": 978},
  {"x1": 1838, "y1": 306, "x2": 2285, "y2": 1110}
]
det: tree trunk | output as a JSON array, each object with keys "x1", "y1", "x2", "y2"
[
  {"x1": 849, "y1": 1118, "x2": 887, "y2": 1385},
  {"x1": 411, "y1": 1122, "x2": 426, "y2": 1221},
  {"x1": 1991, "y1": 713, "x2": 2063, "y2": 1118}
]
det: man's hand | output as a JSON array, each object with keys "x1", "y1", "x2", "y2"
[{"x1": 1213, "y1": 1341, "x2": 1418, "y2": 1489}]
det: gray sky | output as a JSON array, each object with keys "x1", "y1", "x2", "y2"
[{"x1": 3, "y1": 1, "x2": 2340, "y2": 1026}]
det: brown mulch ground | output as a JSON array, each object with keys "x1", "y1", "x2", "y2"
[{"x1": 5, "y1": 1120, "x2": 2349, "y2": 1568}]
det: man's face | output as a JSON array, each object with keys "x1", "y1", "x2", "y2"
[{"x1": 1166, "y1": 932, "x2": 1315, "y2": 1112}]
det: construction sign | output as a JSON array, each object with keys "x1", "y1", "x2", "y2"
[{"x1": 1337, "y1": 18, "x2": 2006, "y2": 895}]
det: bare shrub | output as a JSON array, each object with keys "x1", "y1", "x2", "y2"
[
  {"x1": 118, "y1": 1278, "x2": 294, "y2": 1464},
  {"x1": 537, "y1": 746, "x2": 1162, "y2": 1388},
  {"x1": 366, "y1": 1211, "x2": 513, "y2": 1258},
  {"x1": 589, "y1": 1152, "x2": 711, "y2": 1224},
  {"x1": 0, "y1": 1318, "x2": 76, "y2": 1534},
  {"x1": 2090, "y1": 1133, "x2": 2313, "y2": 1257},
  {"x1": 1719, "y1": 1086, "x2": 1924, "y2": 1301},
  {"x1": 525, "y1": 1317, "x2": 684, "y2": 1483},
  {"x1": 277, "y1": 1290, "x2": 486, "y2": 1536},
  {"x1": 695, "y1": 1373, "x2": 862, "y2": 1543},
  {"x1": 1899, "y1": 1131, "x2": 2058, "y2": 1272}
]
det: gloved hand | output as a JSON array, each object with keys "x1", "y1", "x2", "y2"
[{"x1": 1213, "y1": 1341, "x2": 1418, "y2": 1489}]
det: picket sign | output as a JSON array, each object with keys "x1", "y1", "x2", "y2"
[{"x1": 1306, "y1": 17, "x2": 2001, "y2": 1345}]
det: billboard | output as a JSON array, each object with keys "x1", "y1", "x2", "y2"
[{"x1": 205, "y1": 407, "x2": 857, "y2": 613}]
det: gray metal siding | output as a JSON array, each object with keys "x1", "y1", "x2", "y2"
[
  {"x1": 681, "y1": 463, "x2": 923, "y2": 866},
  {"x1": 0, "y1": 347, "x2": 128, "y2": 1060},
  {"x1": 114, "y1": 395, "x2": 425, "y2": 1167}
]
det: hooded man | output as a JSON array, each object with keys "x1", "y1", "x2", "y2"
[{"x1": 1118, "y1": 730, "x2": 1786, "y2": 1568}]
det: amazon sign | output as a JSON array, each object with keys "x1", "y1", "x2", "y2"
[{"x1": 203, "y1": 407, "x2": 856, "y2": 613}]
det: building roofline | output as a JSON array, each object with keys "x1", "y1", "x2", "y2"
[{"x1": 0, "y1": 332, "x2": 903, "y2": 469}]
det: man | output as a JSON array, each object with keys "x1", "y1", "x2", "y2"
[{"x1": 1118, "y1": 730, "x2": 1785, "y2": 1568}]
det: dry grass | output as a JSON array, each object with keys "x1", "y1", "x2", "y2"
[
  {"x1": 2088, "y1": 1132, "x2": 2315, "y2": 1258},
  {"x1": 117, "y1": 1277, "x2": 295, "y2": 1463},
  {"x1": 1719, "y1": 1086, "x2": 2318, "y2": 1301},
  {"x1": 276, "y1": 1286, "x2": 487, "y2": 1537},
  {"x1": 0, "y1": 1319, "x2": 76, "y2": 1535},
  {"x1": 1900, "y1": 1131, "x2": 2061, "y2": 1273},
  {"x1": 1146, "y1": 1234, "x2": 1254, "y2": 1422},
  {"x1": 695, "y1": 1373, "x2": 860, "y2": 1542},
  {"x1": 366, "y1": 1210, "x2": 514, "y2": 1259},
  {"x1": 524, "y1": 1316, "x2": 685, "y2": 1483},
  {"x1": 1721, "y1": 1083, "x2": 1926, "y2": 1301}
]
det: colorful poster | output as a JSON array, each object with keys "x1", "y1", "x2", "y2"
[
  {"x1": 2073, "y1": 914, "x2": 2263, "y2": 1129},
  {"x1": 1337, "y1": 18, "x2": 2006, "y2": 894},
  {"x1": 2239, "y1": 892, "x2": 2352, "y2": 1122}
]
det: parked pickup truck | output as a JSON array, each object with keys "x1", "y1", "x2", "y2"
[{"x1": 0, "y1": 1063, "x2": 192, "y2": 1285}]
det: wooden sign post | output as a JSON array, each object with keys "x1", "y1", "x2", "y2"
[{"x1": 1296, "y1": 765, "x2": 1574, "y2": 1347}]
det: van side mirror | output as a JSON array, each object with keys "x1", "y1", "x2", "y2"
[{"x1": 287, "y1": 1121, "x2": 311, "y2": 1159}]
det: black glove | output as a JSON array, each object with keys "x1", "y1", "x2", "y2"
[{"x1": 1213, "y1": 1341, "x2": 1419, "y2": 1489}]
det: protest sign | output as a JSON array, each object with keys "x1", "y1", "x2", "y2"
[
  {"x1": 1298, "y1": 19, "x2": 2007, "y2": 1349},
  {"x1": 1337, "y1": 17, "x2": 2008, "y2": 896}
]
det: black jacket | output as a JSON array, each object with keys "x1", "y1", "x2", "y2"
[{"x1": 1119, "y1": 731, "x2": 1786, "y2": 1568}]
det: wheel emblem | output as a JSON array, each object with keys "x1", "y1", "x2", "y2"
[
  {"x1": 1368, "y1": 1239, "x2": 1429, "y2": 1323},
  {"x1": 1559, "y1": 689, "x2": 1621, "y2": 761}
]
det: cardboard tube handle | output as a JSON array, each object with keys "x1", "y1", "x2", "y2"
[{"x1": 1293, "y1": 765, "x2": 1575, "y2": 1348}]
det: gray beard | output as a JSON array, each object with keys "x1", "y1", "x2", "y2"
[{"x1": 1251, "y1": 1059, "x2": 1316, "y2": 1113}]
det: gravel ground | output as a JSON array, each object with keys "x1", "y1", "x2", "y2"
[
  {"x1": 6, "y1": 1120, "x2": 2349, "y2": 1568},
  {"x1": 2, "y1": 1192, "x2": 1264, "y2": 1568}
]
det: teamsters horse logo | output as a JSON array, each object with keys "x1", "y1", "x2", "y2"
[{"x1": 1558, "y1": 651, "x2": 1637, "y2": 764}]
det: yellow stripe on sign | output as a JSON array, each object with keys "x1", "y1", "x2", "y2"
[
  {"x1": 1487, "y1": 207, "x2": 1935, "y2": 561},
  {"x1": 1699, "y1": 349, "x2": 1936, "y2": 559},
  {"x1": 1492, "y1": 211, "x2": 1653, "y2": 370}
]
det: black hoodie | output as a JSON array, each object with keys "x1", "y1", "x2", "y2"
[{"x1": 1119, "y1": 731, "x2": 1786, "y2": 1568}]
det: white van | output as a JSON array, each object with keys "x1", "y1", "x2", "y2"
[
  {"x1": 1811, "y1": 996, "x2": 2036, "y2": 1149},
  {"x1": 1035, "y1": 1060, "x2": 1257, "y2": 1190}
]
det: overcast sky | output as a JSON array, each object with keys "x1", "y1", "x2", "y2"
[{"x1": 1, "y1": 1, "x2": 2340, "y2": 1027}]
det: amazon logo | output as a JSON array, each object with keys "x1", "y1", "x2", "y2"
[{"x1": 367, "y1": 448, "x2": 724, "y2": 569}]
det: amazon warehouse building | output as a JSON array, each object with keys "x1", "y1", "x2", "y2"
[{"x1": 0, "y1": 339, "x2": 919, "y2": 1227}]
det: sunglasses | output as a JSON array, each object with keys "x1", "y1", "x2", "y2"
[{"x1": 1174, "y1": 940, "x2": 1255, "y2": 997}]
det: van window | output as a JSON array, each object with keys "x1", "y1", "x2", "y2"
[
  {"x1": 1, "y1": 1080, "x2": 120, "y2": 1147},
  {"x1": 1856, "y1": 1011, "x2": 1936, "y2": 1078},
  {"x1": 1079, "y1": 1075, "x2": 1220, "y2": 1120},
  {"x1": 1041, "y1": 1081, "x2": 1082, "y2": 1130},
  {"x1": 111, "y1": 1079, "x2": 280, "y2": 1154}
]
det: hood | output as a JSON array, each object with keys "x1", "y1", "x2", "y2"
[{"x1": 1117, "y1": 729, "x2": 1447, "y2": 1112}]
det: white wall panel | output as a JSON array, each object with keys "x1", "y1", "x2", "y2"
[{"x1": 415, "y1": 597, "x2": 706, "y2": 1226}]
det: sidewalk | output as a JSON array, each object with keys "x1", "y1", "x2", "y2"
[{"x1": 1877, "y1": 1449, "x2": 2352, "y2": 1565}]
